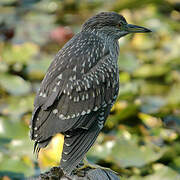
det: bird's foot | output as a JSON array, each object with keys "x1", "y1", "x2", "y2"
[{"x1": 74, "y1": 158, "x2": 118, "y2": 176}]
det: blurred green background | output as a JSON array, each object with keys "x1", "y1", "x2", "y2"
[{"x1": 0, "y1": 0, "x2": 180, "y2": 179}]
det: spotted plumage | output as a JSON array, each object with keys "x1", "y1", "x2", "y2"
[{"x1": 30, "y1": 11, "x2": 151, "y2": 175}]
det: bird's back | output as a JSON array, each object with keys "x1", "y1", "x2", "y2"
[{"x1": 30, "y1": 30, "x2": 120, "y2": 174}]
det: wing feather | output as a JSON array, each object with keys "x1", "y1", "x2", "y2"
[{"x1": 30, "y1": 31, "x2": 118, "y2": 145}]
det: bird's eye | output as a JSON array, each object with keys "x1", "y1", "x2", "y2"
[{"x1": 117, "y1": 22, "x2": 123, "y2": 28}]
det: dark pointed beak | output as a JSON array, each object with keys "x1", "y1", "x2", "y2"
[{"x1": 126, "y1": 24, "x2": 152, "y2": 33}]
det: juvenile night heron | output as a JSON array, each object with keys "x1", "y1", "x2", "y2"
[{"x1": 30, "y1": 12, "x2": 151, "y2": 175}]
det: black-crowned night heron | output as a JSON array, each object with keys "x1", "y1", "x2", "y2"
[{"x1": 30, "y1": 12, "x2": 151, "y2": 175}]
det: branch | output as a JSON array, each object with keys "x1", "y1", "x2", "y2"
[{"x1": 27, "y1": 166, "x2": 120, "y2": 180}]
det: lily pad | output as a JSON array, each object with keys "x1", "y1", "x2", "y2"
[
  {"x1": 129, "y1": 164, "x2": 180, "y2": 180},
  {"x1": 26, "y1": 57, "x2": 51, "y2": 80},
  {"x1": 0, "y1": 95, "x2": 34, "y2": 119},
  {"x1": 111, "y1": 133, "x2": 166, "y2": 168},
  {"x1": 0, "y1": 73, "x2": 31, "y2": 95},
  {"x1": 0, "y1": 117, "x2": 29, "y2": 140},
  {"x1": 163, "y1": 116, "x2": 180, "y2": 134},
  {"x1": 87, "y1": 139, "x2": 116, "y2": 162},
  {"x1": 140, "y1": 96, "x2": 167, "y2": 114},
  {"x1": 2, "y1": 42, "x2": 39, "y2": 65},
  {"x1": 0, "y1": 155, "x2": 34, "y2": 177},
  {"x1": 167, "y1": 83, "x2": 180, "y2": 105},
  {"x1": 119, "y1": 81, "x2": 139, "y2": 99},
  {"x1": 118, "y1": 53, "x2": 139, "y2": 73},
  {"x1": 133, "y1": 64, "x2": 170, "y2": 78}
]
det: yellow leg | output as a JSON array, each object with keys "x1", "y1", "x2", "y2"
[{"x1": 75, "y1": 156, "x2": 118, "y2": 175}]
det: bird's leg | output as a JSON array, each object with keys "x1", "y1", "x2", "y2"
[
  {"x1": 74, "y1": 156, "x2": 118, "y2": 176},
  {"x1": 75, "y1": 156, "x2": 97, "y2": 171}
]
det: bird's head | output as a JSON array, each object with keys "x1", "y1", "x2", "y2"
[{"x1": 82, "y1": 12, "x2": 151, "y2": 39}]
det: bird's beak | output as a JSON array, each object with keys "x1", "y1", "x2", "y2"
[{"x1": 126, "y1": 24, "x2": 152, "y2": 33}]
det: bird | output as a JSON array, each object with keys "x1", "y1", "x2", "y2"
[{"x1": 30, "y1": 12, "x2": 151, "y2": 175}]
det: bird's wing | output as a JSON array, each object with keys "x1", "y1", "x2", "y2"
[{"x1": 30, "y1": 32, "x2": 119, "y2": 142}]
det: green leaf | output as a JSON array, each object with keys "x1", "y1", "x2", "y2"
[
  {"x1": 167, "y1": 83, "x2": 180, "y2": 106},
  {"x1": 129, "y1": 164, "x2": 180, "y2": 180},
  {"x1": 0, "y1": 117, "x2": 29, "y2": 140},
  {"x1": 108, "y1": 103, "x2": 138, "y2": 124},
  {"x1": 119, "y1": 81, "x2": 139, "y2": 99},
  {"x1": 0, "y1": 73, "x2": 31, "y2": 95},
  {"x1": 111, "y1": 133, "x2": 166, "y2": 168},
  {"x1": 0, "y1": 155, "x2": 34, "y2": 176},
  {"x1": 118, "y1": 53, "x2": 139, "y2": 73},
  {"x1": 140, "y1": 96, "x2": 167, "y2": 114},
  {"x1": 2, "y1": 43, "x2": 39, "y2": 65},
  {"x1": 133, "y1": 64, "x2": 170, "y2": 78},
  {"x1": 26, "y1": 57, "x2": 51, "y2": 80},
  {"x1": 0, "y1": 95, "x2": 34, "y2": 120},
  {"x1": 88, "y1": 139, "x2": 116, "y2": 162}
]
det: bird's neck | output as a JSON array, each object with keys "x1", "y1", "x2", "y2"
[
  {"x1": 106, "y1": 37, "x2": 120, "y2": 59},
  {"x1": 90, "y1": 30, "x2": 120, "y2": 59}
]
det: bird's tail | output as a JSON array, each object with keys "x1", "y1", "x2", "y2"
[
  {"x1": 60, "y1": 123, "x2": 101, "y2": 175},
  {"x1": 33, "y1": 137, "x2": 52, "y2": 158}
]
